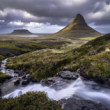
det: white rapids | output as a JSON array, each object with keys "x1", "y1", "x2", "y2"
[
  {"x1": 2, "y1": 77, "x2": 110, "y2": 107},
  {"x1": 1, "y1": 58, "x2": 110, "y2": 108}
]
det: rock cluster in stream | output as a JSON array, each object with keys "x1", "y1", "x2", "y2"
[
  {"x1": 41, "y1": 71, "x2": 109, "y2": 110},
  {"x1": 13, "y1": 70, "x2": 36, "y2": 86},
  {"x1": 41, "y1": 71, "x2": 79, "y2": 90}
]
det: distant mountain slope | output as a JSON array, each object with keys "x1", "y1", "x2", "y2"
[
  {"x1": 11, "y1": 29, "x2": 32, "y2": 35},
  {"x1": 51, "y1": 14, "x2": 102, "y2": 38}
]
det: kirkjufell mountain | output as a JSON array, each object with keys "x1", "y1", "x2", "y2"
[
  {"x1": 52, "y1": 14, "x2": 102, "y2": 38},
  {"x1": 11, "y1": 29, "x2": 32, "y2": 35}
]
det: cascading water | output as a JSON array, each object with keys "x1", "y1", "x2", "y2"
[
  {"x1": 0, "y1": 58, "x2": 18, "y2": 77},
  {"x1": 1, "y1": 58, "x2": 110, "y2": 108}
]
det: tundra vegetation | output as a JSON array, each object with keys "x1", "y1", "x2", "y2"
[
  {"x1": 7, "y1": 34, "x2": 110, "y2": 81},
  {"x1": 0, "y1": 92, "x2": 62, "y2": 110}
]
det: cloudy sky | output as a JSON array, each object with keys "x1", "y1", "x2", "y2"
[{"x1": 0, "y1": 0, "x2": 110, "y2": 34}]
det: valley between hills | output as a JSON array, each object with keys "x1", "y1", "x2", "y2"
[{"x1": 0, "y1": 14, "x2": 110, "y2": 110}]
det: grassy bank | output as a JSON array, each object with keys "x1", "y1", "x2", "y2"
[
  {"x1": 7, "y1": 34, "x2": 110, "y2": 81},
  {"x1": 0, "y1": 92, "x2": 62, "y2": 110}
]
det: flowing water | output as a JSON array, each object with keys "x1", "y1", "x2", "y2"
[
  {"x1": 1, "y1": 59, "x2": 110, "y2": 108},
  {"x1": 0, "y1": 58, "x2": 18, "y2": 77}
]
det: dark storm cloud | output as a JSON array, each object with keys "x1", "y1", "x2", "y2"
[{"x1": 0, "y1": 0, "x2": 110, "y2": 34}]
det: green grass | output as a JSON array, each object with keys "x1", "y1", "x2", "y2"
[
  {"x1": 79, "y1": 52, "x2": 110, "y2": 78},
  {"x1": 0, "y1": 92, "x2": 62, "y2": 110},
  {"x1": 7, "y1": 34, "x2": 110, "y2": 81},
  {"x1": 6, "y1": 38, "x2": 85, "y2": 81},
  {"x1": 64, "y1": 34, "x2": 110, "y2": 79}
]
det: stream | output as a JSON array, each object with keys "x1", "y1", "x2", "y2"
[{"x1": 1, "y1": 58, "x2": 110, "y2": 109}]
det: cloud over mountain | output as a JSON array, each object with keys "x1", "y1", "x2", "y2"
[{"x1": 0, "y1": 0, "x2": 110, "y2": 34}]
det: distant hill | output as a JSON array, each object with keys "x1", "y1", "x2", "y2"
[
  {"x1": 11, "y1": 29, "x2": 32, "y2": 35},
  {"x1": 51, "y1": 14, "x2": 102, "y2": 38}
]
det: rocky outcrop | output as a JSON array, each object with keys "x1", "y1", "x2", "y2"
[
  {"x1": 13, "y1": 78, "x2": 21, "y2": 85},
  {"x1": 58, "y1": 95, "x2": 108, "y2": 110},
  {"x1": 41, "y1": 77, "x2": 74, "y2": 90},
  {"x1": 58, "y1": 71, "x2": 79, "y2": 80},
  {"x1": 41, "y1": 71, "x2": 80, "y2": 90},
  {"x1": 21, "y1": 80, "x2": 29, "y2": 85}
]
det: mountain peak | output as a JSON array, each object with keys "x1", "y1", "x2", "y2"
[
  {"x1": 52, "y1": 14, "x2": 101, "y2": 38},
  {"x1": 70, "y1": 13, "x2": 87, "y2": 27}
]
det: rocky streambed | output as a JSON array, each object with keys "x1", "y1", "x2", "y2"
[{"x1": 0, "y1": 58, "x2": 110, "y2": 110}]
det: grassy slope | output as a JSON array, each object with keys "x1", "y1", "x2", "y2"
[
  {"x1": 0, "y1": 92, "x2": 62, "y2": 110},
  {"x1": 7, "y1": 39, "x2": 85, "y2": 81},
  {"x1": 7, "y1": 34, "x2": 110, "y2": 81}
]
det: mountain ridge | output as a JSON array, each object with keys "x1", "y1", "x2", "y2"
[{"x1": 11, "y1": 29, "x2": 32, "y2": 35}]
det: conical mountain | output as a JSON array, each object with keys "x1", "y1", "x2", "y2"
[{"x1": 52, "y1": 14, "x2": 102, "y2": 38}]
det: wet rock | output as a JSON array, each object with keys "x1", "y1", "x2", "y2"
[
  {"x1": 22, "y1": 80, "x2": 29, "y2": 85},
  {"x1": 41, "y1": 77, "x2": 58, "y2": 86},
  {"x1": 58, "y1": 95, "x2": 108, "y2": 110},
  {"x1": 58, "y1": 71, "x2": 79, "y2": 80},
  {"x1": 22, "y1": 74, "x2": 36, "y2": 83},
  {"x1": 13, "y1": 78, "x2": 21, "y2": 85},
  {"x1": 14, "y1": 69, "x2": 28, "y2": 77},
  {"x1": 22, "y1": 75, "x2": 26, "y2": 79},
  {"x1": 41, "y1": 77, "x2": 73, "y2": 90}
]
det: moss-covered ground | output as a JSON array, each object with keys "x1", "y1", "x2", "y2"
[{"x1": 0, "y1": 92, "x2": 62, "y2": 110}]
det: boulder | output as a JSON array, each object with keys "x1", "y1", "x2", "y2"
[
  {"x1": 58, "y1": 71, "x2": 79, "y2": 80},
  {"x1": 22, "y1": 80, "x2": 29, "y2": 85},
  {"x1": 41, "y1": 77, "x2": 73, "y2": 90},
  {"x1": 22, "y1": 75, "x2": 26, "y2": 79},
  {"x1": 13, "y1": 78, "x2": 21, "y2": 85}
]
